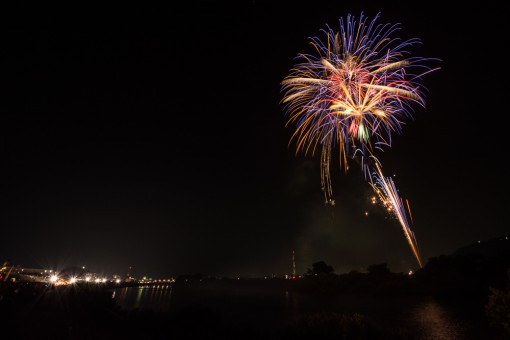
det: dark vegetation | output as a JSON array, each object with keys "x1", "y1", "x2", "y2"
[{"x1": 1, "y1": 236, "x2": 509, "y2": 339}]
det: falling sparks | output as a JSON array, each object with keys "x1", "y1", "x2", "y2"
[{"x1": 370, "y1": 163, "x2": 423, "y2": 267}]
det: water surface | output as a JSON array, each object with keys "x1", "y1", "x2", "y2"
[{"x1": 113, "y1": 285, "x2": 489, "y2": 339}]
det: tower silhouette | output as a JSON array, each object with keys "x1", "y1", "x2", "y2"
[{"x1": 292, "y1": 250, "x2": 296, "y2": 278}]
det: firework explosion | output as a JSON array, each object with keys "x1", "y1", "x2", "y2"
[{"x1": 281, "y1": 12, "x2": 438, "y2": 267}]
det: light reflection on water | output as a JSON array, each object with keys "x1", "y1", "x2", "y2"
[
  {"x1": 114, "y1": 285, "x2": 172, "y2": 312},
  {"x1": 412, "y1": 300, "x2": 466, "y2": 340}
]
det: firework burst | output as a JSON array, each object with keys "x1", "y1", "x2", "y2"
[
  {"x1": 281, "y1": 12, "x2": 438, "y2": 267},
  {"x1": 281, "y1": 12, "x2": 438, "y2": 204}
]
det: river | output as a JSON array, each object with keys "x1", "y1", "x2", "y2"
[{"x1": 112, "y1": 284, "x2": 491, "y2": 339}]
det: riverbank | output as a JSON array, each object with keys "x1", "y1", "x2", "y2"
[{"x1": 1, "y1": 274, "x2": 500, "y2": 339}]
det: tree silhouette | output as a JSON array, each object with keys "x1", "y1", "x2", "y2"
[{"x1": 310, "y1": 261, "x2": 334, "y2": 275}]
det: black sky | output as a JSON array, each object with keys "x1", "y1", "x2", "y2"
[{"x1": 0, "y1": 1, "x2": 507, "y2": 278}]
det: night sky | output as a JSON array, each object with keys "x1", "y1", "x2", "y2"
[{"x1": 0, "y1": 2, "x2": 507, "y2": 279}]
